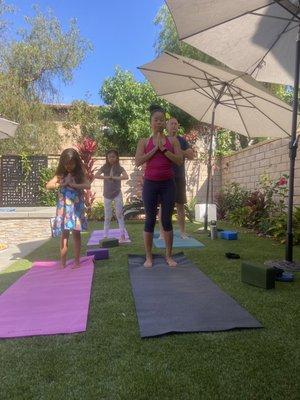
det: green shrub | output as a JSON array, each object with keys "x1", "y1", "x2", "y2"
[
  {"x1": 267, "y1": 213, "x2": 287, "y2": 244},
  {"x1": 228, "y1": 206, "x2": 251, "y2": 227},
  {"x1": 38, "y1": 166, "x2": 57, "y2": 206},
  {"x1": 219, "y1": 175, "x2": 290, "y2": 243},
  {"x1": 265, "y1": 207, "x2": 300, "y2": 245},
  {"x1": 291, "y1": 206, "x2": 300, "y2": 245},
  {"x1": 245, "y1": 190, "x2": 268, "y2": 229},
  {"x1": 89, "y1": 201, "x2": 105, "y2": 221},
  {"x1": 216, "y1": 183, "x2": 250, "y2": 219}
]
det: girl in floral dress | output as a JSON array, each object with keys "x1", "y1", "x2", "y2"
[{"x1": 46, "y1": 148, "x2": 91, "y2": 269}]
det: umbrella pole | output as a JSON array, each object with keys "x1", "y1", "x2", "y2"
[
  {"x1": 204, "y1": 104, "x2": 217, "y2": 231},
  {"x1": 285, "y1": 25, "x2": 300, "y2": 262}
]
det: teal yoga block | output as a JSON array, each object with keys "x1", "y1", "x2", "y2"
[
  {"x1": 241, "y1": 262, "x2": 276, "y2": 289},
  {"x1": 99, "y1": 238, "x2": 119, "y2": 248}
]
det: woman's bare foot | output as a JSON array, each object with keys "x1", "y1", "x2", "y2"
[
  {"x1": 72, "y1": 262, "x2": 81, "y2": 269},
  {"x1": 144, "y1": 258, "x2": 153, "y2": 268},
  {"x1": 60, "y1": 263, "x2": 66, "y2": 269},
  {"x1": 166, "y1": 257, "x2": 177, "y2": 267}
]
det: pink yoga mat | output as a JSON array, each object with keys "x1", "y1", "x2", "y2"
[
  {"x1": 0, "y1": 256, "x2": 94, "y2": 339},
  {"x1": 87, "y1": 228, "x2": 131, "y2": 246}
]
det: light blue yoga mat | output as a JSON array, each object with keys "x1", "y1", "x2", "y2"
[{"x1": 153, "y1": 231, "x2": 204, "y2": 249}]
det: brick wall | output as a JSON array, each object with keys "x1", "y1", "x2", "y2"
[
  {"x1": 48, "y1": 156, "x2": 210, "y2": 204},
  {"x1": 0, "y1": 219, "x2": 51, "y2": 244},
  {"x1": 221, "y1": 138, "x2": 298, "y2": 204},
  {"x1": 4, "y1": 137, "x2": 296, "y2": 208}
]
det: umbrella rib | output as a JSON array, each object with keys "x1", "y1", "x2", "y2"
[
  {"x1": 227, "y1": 86, "x2": 251, "y2": 139},
  {"x1": 139, "y1": 66, "x2": 218, "y2": 82},
  {"x1": 217, "y1": 103, "x2": 239, "y2": 110},
  {"x1": 221, "y1": 95, "x2": 256, "y2": 103},
  {"x1": 220, "y1": 103, "x2": 256, "y2": 109},
  {"x1": 248, "y1": 19, "x2": 294, "y2": 76},
  {"x1": 283, "y1": 24, "x2": 299, "y2": 34},
  {"x1": 273, "y1": 0, "x2": 300, "y2": 19},
  {"x1": 0, "y1": 131, "x2": 12, "y2": 138},
  {"x1": 188, "y1": 76, "x2": 214, "y2": 96},
  {"x1": 159, "y1": 87, "x2": 208, "y2": 97},
  {"x1": 171, "y1": 3, "x2": 274, "y2": 40},
  {"x1": 165, "y1": 51, "x2": 233, "y2": 86},
  {"x1": 144, "y1": 79, "x2": 216, "y2": 100},
  {"x1": 230, "y1": 86, "x2": 291, "y2": 136},
  {"x1": 194, "y1": 87, "x2": 216, "y2": 101},
  {"x1": 157, "y1": 86, "x2": 214, "y2": 101},
  {"x1": 200, "y1": 80, "x2": 236, "y2": 92},
  {"x1": 197, "y1": 100, "x2": 215, "y2": 124},
  {"x1": 203, "y1": 72, "x2": 219, "y2": 101},
  {"x1": 229, "y1": 82, "x2": 293, "y2": 112},
  {"x1": 250, "y1": 12, "x2": 299, "y2": 22},
  {"x1": 164, "y1": 51, "x2": 270, "y2": 100}
]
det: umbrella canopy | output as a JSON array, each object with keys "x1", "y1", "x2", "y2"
[
  {"x1": 139, "y1": 52, "x2": 295, "y2": 138},
  {"x1": 165, "y1": 0, "x2": 300, "y2": 263},
  {"x1": 166, "y1": 0, "x2": 300, "y2": 85},
  {"x1": 139, "y1": 51, "x2": 297, "y2": 230},
  {"x1": 0, "y1": 117, "x2": 19, "y2": 139}
]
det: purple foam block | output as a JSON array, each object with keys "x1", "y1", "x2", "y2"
[{"x1": 86, "y1": 248, "x2": 109, "y2": 260}]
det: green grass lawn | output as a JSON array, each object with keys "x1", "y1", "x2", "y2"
[{"x1": 0, "y1": 221, "x2": 299, "y2": 400}]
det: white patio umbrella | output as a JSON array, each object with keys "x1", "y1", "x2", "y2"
[
  {"x1": 166, "y1": 0, "x2": 299, "y2": 84},
  {"x1": 139, "y1": 51, "x2": 296, "y2": 230},
  {"x1": 0, "y1": 117, "x2": 19, "y2": 139},
  {"x1": 166, "y1": 0, "x2": 300, "y2": 263}
]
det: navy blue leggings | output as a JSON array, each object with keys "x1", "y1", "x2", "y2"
[{"x1": 142, "y1": 179, "x2": 175, "y2": 233}]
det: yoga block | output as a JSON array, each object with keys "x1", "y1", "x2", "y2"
[
  {"x1": 86, "y1": 248, "x2": 109, "y2": 260},
  {"x1": 241, "y1": 262, "x2": 276, "y2": 289},
  {"x1": 99, "y1": 238, "x2": 119, "y2": 248},
  {"x1": 220, "y1": 230, "x2": 238, "y2": 240}
]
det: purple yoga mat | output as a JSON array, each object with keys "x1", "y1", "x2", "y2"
[
  {"x1": 0, "y1": 256, "x2": 94, "y2": 339},
  {"x1": 87, "y1": 228, "x2": 131, "y2": 246}
]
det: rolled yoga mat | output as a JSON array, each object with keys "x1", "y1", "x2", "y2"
[
  {"x1": 0, "y1": 256, "x2": 94, "y2": 339},
  {"x1": 128, "y1": 253, "x2": 262, "y2": 338},
  {"x1": 87, "y1": 228, "x2": 131, "y2": 246},
  {"x1": 153, "y1": 231, "x2": 204, "y2": 249}
]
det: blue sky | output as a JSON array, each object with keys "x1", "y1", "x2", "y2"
[{"x1": 6, "y1": 0, "x2": 164, "y2": 104}]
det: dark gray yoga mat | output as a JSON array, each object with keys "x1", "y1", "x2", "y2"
[{"x1": 128, "y1": 253, "x2": 262, "y2": 338}]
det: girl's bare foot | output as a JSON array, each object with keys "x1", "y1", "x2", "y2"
[
  {"x1": 72, "y1": 262, "x2": 81, "y2": 269},
  {"x1": 166, "y1": 257, "x2": 177, "y2": 267},
  {"x1": 119, "y1": 235, "x2": 126, "y2": 243},
  {"x1": 144, "y1": 258, "x2": 153, "y2": 268},
  {"x1": 60, "y1": 263, "x2": 66, "y2": 269}
]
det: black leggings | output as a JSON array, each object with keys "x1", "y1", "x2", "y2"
[{"x1": 142, "y1": 179, "x2": 175, "y2": 233}]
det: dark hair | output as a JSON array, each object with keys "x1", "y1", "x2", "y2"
[
  {"x1": 149, "y1": 104, "x2": 165, "y2": 120},
  {"x1": 55, "y1": 148, "x2": 85, "y2": 183},
  {"x1": 105, "y1": 149, "x2": 120, "y2": 167}
]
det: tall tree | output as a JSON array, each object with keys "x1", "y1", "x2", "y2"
[
  {"x1": 0, "y1": 0, "x2": 13, "y2": 39},
  {"x1": 0, "y1": 5, "x2": 91, "y2": 155},
  {"x1": 99, "y1": 68, "x2": 197, "y2": 155},
  {"x1": 63, "y1": 100, "x2": 111, "y2": 156},
  {"x1": 2, "y1": 7, "x2": 91, "y2": 100}
]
